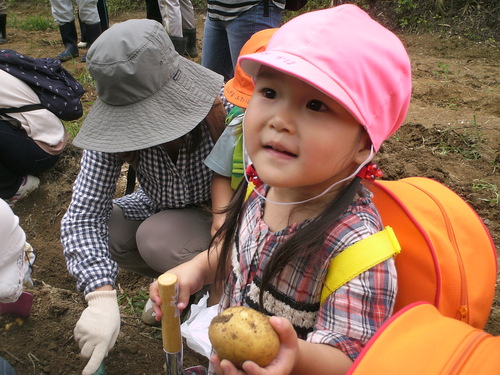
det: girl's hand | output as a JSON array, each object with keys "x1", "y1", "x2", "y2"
[
  {"x1": 148, "y1": 260, "x2": 205, "y2": 321},
  {"x1": 211, "y1": 316, "x2": 298, "y2": 375}
]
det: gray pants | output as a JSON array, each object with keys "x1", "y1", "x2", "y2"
[
  {"x1": 108, "y1": 204, "x2": 212, "y2": 278},
  {"x1": 158, "y1": 0, "x2": 195, "y2": 37},
  {"x1": 49, "y1": 0, "x2": 100, "y2": 25}
]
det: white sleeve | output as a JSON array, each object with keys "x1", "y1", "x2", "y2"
[{"x1": 0, "y1": 200, "x2": 27, "y2": 303}]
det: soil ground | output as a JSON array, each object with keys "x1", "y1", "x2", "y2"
[{"x1": 0, "y1": 2, "x2": 499, "y2": 374}]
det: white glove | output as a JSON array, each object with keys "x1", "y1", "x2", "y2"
[{"x1": 74, "y1": 290, "x2": 120, "y2": 375}]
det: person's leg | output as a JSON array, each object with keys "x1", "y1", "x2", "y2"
[
  {"x1": 49, "y1": 0, "x2": 79, "y2": 60},
  {"x1": 97, "y1": 0, "x2": 109, "y2": 31},
  {"x1": 180, "y1": 0, "x2": 195, "y2": 30},
  {"x1": 201, "y1": 16, "x2": 233, "y2": 81},
  {"x1": 0, "y1": 356, "x2": 16, "y2": 375},
  {"x1": 78, "y1": 14, "x2": 87, "y2": 46},
  {"x1": 0, "y1": 121, "x2": 57, "y2": 199},
  {"x1": 108, "y1": 204, "x2": 160, "y2": 277},
  {"x1": 0, "y1": 0, "x2": 8, "y2": 44},
  {"x1": 160, "y1": 0, "x2": 182, "y2": 36},
  {"x1": 158, "y1": 0, "x2": 186, "y2": 54},
  {"x1": 226, "y1": 2, "x2": 282, "y2": 69},
  {"x1": 180, "y1": 0, "x2": 197, "y2": 57},
  {"x1": 50, "y1": 0, "x2": 75, "y2": 24},
  {"x1": 136, "y1": 207, "x2": 212, "y2": 273},
  {"x1": 145, "y1": 0, "x2": 162, "y2": 23},
  {"x1": 77, "y1": 0, "x2": 101, "y2": 62}
]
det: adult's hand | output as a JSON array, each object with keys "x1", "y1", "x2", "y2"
[{"x1": 74, "y1": 289, "x2": 120, "y2": 375}]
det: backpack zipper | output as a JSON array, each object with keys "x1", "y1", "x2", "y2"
[
  {"x1": 408, "y1": 181, "x2": 469, "y2": 323},
  {"x1": 446, "y1": 330, "x2": 489, "y2": 374}
]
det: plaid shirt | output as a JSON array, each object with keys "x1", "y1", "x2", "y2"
[
  {"x1": 61, "y1": 125, "x2": 214, "y2": 294},
  {"x1": 220, "y1": 184, "x2": 397, "y2": 361}
]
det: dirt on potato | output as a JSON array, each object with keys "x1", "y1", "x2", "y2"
[
  {"x1": 209, "y1": 306, "x2": 280, "y2": 368},
  {"x1": 0, "y1": 1, "x2": 498, "y2": 374}
]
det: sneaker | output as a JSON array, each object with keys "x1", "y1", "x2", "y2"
[
  {"x1": 77, "y1": 41, "x2": 87, "y2": 48},
  {"x1": 7, "y1": 175, "x2": 40, "y2": 207},
  {"x1": 141, "y1": 298, "x2": 160, "y2": 326}
]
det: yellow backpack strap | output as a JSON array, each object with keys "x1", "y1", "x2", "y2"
[{"x1": 320, "y1": 226, "x2": 401, "y2": 304}]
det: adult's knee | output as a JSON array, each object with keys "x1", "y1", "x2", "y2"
[{"x1": 136, "y1": 208, "x2": 212, "y2": 272}]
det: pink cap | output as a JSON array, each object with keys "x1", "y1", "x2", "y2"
[{"x1": 239, "y1": 4, "x2": 412, "y2": 152}]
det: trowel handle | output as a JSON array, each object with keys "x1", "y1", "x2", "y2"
[{"x1": 158, "y1": 273, "x2": 182, "y2": 353}]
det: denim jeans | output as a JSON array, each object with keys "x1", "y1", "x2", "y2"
[
  {"x1": 0, "y1": 356, "x2": 16, "y2": 375},
  {"x1": 201, "y1": 2, "x2": 282, "y2": 81},
  {"x1": 0, "y1": 120, "x2": 59, "y2": 199}
]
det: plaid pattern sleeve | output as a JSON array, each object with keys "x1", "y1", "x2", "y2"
[
  {"x1": 61, "y1": 150, "x2": 122, "y2": 295},
  {"x1": 309, "y1": 257, "x2": 397, "y2": 360},
  {"x1": 61, "y1": 124, "x2": 215, "y2": 294}
]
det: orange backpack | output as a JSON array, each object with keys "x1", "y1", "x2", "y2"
[
  {"x1": 347, "y1": 302, "x2": 500, "y2": 375},
  {"x1": 322, "y1": 177, "x2": 497, "y2": 329}
]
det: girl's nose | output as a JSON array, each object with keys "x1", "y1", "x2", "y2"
[{"x1": 268, "y1": 104, "x2": 295, "y2": 133}]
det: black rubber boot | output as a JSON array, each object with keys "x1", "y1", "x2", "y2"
[
  {"x1": 80, "y1": 22, "x2": 101, "y2": 62},
  {"x1": 0, "y1": 14, "x2": 7, "y2": 44},
  {"x1": 57, "y1": 20, "x2": 79, "y2": 61},
  {"x1": 170, "y1": 35, "x2": 187, "y2": 56},
  {"x1": 183, "y1": 28, "x2": 198, "y2": 58}
]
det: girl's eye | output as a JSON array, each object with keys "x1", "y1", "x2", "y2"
[
  {"x1": 307, "y1": 100, "x2": 327, "y2": 112},
  {"x1": 261, "y1": 88, "x2": 276, "y2": 99}
]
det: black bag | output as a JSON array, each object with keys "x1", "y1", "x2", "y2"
[
  {"x1": 285, "y1": 0, "x2": 308, "y2": 11},
  {"x1": 0, "y1": 49, "x2": 85, "y2": 121}
]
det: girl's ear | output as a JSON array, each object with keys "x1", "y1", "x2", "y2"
[{"x1": 354, "y1": 130, "x2": 373, "y2": 165}]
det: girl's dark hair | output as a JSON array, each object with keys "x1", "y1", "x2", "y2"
[{"x1": 209, "y1": 175, "x2": 363, "y2": 310}]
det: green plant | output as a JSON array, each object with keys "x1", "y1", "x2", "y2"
[
  {"x1": 11, "y1": 15, "x2": 55, "y2": 31},
  {"x1": 64, "y1": 120, "x2": 83, "y2": 139},
  {"x1": 472, "y1": 180, "x2": 499, "y2": 205},
  {"x1": 436, "y1": 115, "x2": 483, "y2": 160},
  {"x1": 117, "y1": 287, "x2": 149, "y2": 316},
  {"x1": 435, "y1": 61, "x2": 451, "y2": 79},
  {"x1": 446, "y1": 98, "x2": 459, "y2": 111},
  {"x1": 72, "y1": 67, "x2": 94, "y2": 87},
  {"x1": 394, "y1": 0, "x2": 424, "y2": 29}
]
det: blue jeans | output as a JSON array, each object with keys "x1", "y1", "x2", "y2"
[
  {"x1": 0, "y1": 120, "x2": 60, "y2": 199},
  {"x1": 0, "y1": 356, "x2": 16, "y2": 375},
  {"x1": 201, "y1": 2, "x2": 282, "y2": 81}
]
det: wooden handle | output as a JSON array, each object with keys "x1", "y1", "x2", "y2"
[{"x1": 158, "y1": 273, "x2": 182, "y2": 353}]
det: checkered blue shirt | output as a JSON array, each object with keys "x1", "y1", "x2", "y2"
[{"x1": 61, "y1": 125, "x2": 214, "y2": 294}]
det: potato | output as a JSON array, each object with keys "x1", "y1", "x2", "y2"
[{"x1": 208, "y1": 306, "x2": 280, "y2": 368}]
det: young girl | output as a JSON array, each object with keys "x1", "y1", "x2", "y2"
[{"x1": 150, "y1": 4, "x2": 412, "y2": 374}]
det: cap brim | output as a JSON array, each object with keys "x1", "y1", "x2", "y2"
[
  {"x1": 74, "y1": 58, "x2": 223, "y2": 152},
  {"x1": 223, "y1": 78, "x2": 251, "y2": 108},
  {"x1": 240, "y1": 51, "x2": 364, "y2": 127}
]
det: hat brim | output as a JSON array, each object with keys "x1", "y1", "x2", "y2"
[
  {"x1": 240, "y1": 51, "x2": 364, "y2": 128},
  {"x1": 74, "y1": 58, "x2": 223, "y2": 153},
  {"x1": 223, "y1": 78, "x2": 251, "y2": 108}
]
